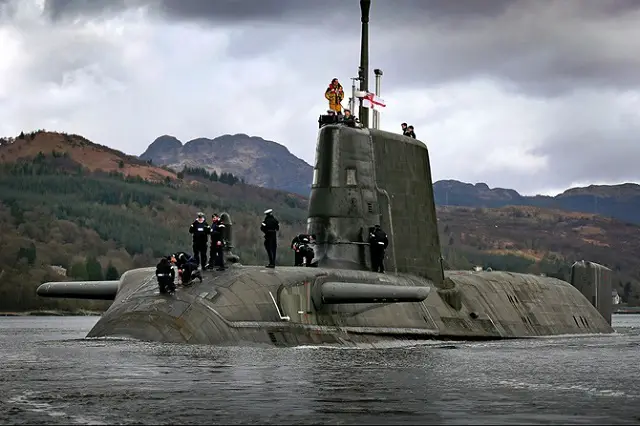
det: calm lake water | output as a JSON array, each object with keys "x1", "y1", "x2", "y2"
[{"x1": 1, "y1": 314, "x2": 640, "y2": 425}]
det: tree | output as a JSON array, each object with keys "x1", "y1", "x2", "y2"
[
  {"x1": 105, "y1": 263, "x2": 120, "y2": 280},
  {"x1": 68, "y1": 262, "x2": 88, "y2": 280},
  {"x1": 624, "y1": 282, "x2": 632, "y2": 303},
  {"x1": 85, "y1": 256, "x2": 103, "y2": 280},
  {"x1": 17, "y1": 242, "x2": 37, "y2": 265}
]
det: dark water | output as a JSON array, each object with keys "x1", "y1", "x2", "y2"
[{"x1": 1, "y1": 315, "x2": 640, "y2": 425}]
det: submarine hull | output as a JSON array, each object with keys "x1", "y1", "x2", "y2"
[{"x1": 79, "y1": 265, "x2": 613, "y2": 347}]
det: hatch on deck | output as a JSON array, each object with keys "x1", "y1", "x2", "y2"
[{"x1": 318, "y1": 114, "x2": 359, "y2": 129}]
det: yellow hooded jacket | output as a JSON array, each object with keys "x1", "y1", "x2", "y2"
[{"x1": 325, "y1": 82, "x2": 344, "y2": 113}]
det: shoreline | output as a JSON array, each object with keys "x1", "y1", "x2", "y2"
[
  {"x1": 0, "y1": 310, "x2": 103, "y2": 317},
  {"x1": 614, "y1": 309, "x2": 640, "y2": 315}
]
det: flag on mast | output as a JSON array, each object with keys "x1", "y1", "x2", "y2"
[{"x1": 357, "y1": 91, "x2": 386, "y2": 110}]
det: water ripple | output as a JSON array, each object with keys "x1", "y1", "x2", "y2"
[{"x1": 1, "y1": 315, "x2": 640, "y2": 424}]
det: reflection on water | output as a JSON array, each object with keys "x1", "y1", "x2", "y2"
[{"x1": 1, "y1": 315, "x2": 640, "y2": 424}]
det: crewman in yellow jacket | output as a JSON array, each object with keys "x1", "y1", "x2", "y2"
[{"x1": 325, "y1": 78, "x2": 344, "y2": 114}]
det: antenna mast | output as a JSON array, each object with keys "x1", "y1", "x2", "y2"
[{"x1": 358, "y1": 0, "x2": 371, "y2": 128}]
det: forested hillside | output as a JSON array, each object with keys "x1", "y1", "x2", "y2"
[
  {"x1": 437, "y1": 206, "x2": 640, "y2": 305},
  {"x1": 0, "y1": 140, "x2": 308, "y2": 313},
  {"x1": 1, "y1": 130, "x2": 639, "y2": 313}
]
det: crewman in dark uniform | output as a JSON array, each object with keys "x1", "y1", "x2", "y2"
[
  {"x1": 291, "y1": 233, "x2": 315, "y2": 266},
  {"x1": 368, "y1": 224, "x2": 389, "y2": 273},
  {"x1": 188, "y1": 212, "x2": 210, "y2": 270},
  {"x1": 260, "y1": 208, "x2": 279, "y2": 268},
  {"x1": 342, "y1": 109, "x2": 356, "y2": 127},
  {"x1": 155, "y1": 256, "x2": 176, "y2": 295},
  {"x1": 171, "y1": 252, "x2": 202, "y2": 286},
  {"x1": 207, "y1": 213, "x2": 226, "y2": 271}
]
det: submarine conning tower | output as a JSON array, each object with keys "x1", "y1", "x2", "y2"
[{"x1": 307, "y1": 125, "x2": 444, "y2": 288}]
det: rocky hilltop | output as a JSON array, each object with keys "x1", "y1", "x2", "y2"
[
  {"x1": 433, "y1": 180, "x2": 640, "y2": 225},
  {"x1": 139, "y1": 134, "x2": 313, "y2": 196}
]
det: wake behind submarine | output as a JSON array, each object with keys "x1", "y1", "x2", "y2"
[{"x1": 36, "y1": 0, "x2": 615, "y2": 346}]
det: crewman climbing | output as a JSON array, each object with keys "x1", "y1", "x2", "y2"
[
  {"x1": 260, "y1": 209, "x2": 279, "y2": 268},
  {"x1": 189, "y1": 212, "x2": 210, "y2": 270},
  {"x1": 368, "y1": 224, "x2": 389, "y2": 273},
  {"x1": 207, "y1": 213, "x2": 226, "y2": 271},
  {"x1": 325, "y1": 78, "x2": 344, "y2": 115},
  {"x1": 171, "y1": 252, "x2": 202, "y2": 286},
  {"x1": 291, "y1": 233, "x2": 316, "y2": 266},
  {"x1": 155, "y1": 256, "x2": 176, "y2": 295}
]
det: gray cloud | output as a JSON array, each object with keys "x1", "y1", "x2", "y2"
[
  {"x1": 1, "y1": 0, "x2": 639, "y2": 196},
  {"x1": 530, "y1": 91, "x2": 640, "y2": 189},
  {"x1": 43, "y1": 0, "x2": 135, "y2": 21},
  {"x1": 40, "y1": 0, "x2": 640, "y2": 97},
  {"x1": 42, "y1": 0, "x2": 518, "y2": 24}
]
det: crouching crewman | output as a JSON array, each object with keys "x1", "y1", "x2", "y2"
[{"x1": 156, "y1": 256, "x2": 176, "y2": 295}]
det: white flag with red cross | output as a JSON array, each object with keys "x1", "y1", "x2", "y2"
[
  {"x1": 354, "y1": 91, "x2": 386, "y2": 110},
  {"x1": 361, "y1": 92, "x2": 386, "y2": 110}
]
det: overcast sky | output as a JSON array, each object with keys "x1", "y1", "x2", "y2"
[{"x1": 1, "y1": 0, "x2": 639, "y2": 196}]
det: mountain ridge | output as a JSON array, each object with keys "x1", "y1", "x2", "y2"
[
  {"x1": 5, "y1": 130, "x2": 640, "y2": 226},
  {"x1": 139, "y1": 133, "x2": 312, "y2": 196},
  {"x1": 432, "y1": 179, "x2": 640, "y2": 225},
  {"x1": 1, "y1": 129, "x2": 640, "y2": 312},
  {"x1": 138, "y1": 133, "x2": 640, "y2": 225}
]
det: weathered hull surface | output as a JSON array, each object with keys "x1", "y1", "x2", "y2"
[{"x1": 85, "y1": 265, "x2": 614, "y2": 347}]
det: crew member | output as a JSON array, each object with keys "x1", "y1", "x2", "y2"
[
  {"x1": 155, "y1": 256, "x2": 176, "y2": 295},
  {"x1": 368, "y1": 224, "x2": 389, "y2": 273},
  {"x1": 260, "y1": 208, "x2": 279, "y2": 268},
  {"x1": 406, "y1": 125, "x2": 416, "y2": 139},
  {"x1": 189, "y1": 212, "x2": 210, "y2": 270},
  {"x1": 291, "y1": 233, "x2": 315, "y2": 266},
  {"x1": 207, "y1": 213, "x2": 226, "y2": 271},
  {"x1": 171, "y1": 252, "x2": 203, "y2": 286},
  {"x1": 401, "y1": 122, "x2": 408, "y2": 135},
  {"x1": 325, "y1": 78, "x2": 344, "y2": 115},
  {"x1": 342, "y1": 109, "x2": 356, "y2": 127}
]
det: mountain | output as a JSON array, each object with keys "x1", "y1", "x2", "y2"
[
  {"x1": 138, "y1": 133, "x2": 640, "y2": 226},
  {"x1": 139, "y1": 134, "x2": 313, "y2": 196},
  {"x1": 433, "y1": 180, "x2": 640, "y2": 225},
  {"x1": 1, "y1": 129, "x2": 640, "y2": 314},
  {"x1": 0, "y1": 130, "x2": 176, "y2": 183}
]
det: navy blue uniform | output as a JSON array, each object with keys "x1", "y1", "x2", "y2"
[
  {"x1": 261, "y1": 213, "x2": 279, "y2": 267},
  {"x1": 208, "y1": 220, "x2": 226, "y2": 270},
  {"x1": 291, "y1": 234, "x2": 314, "y2": 266},
  {"x1": 189, "y1": 219, "x2": 210, "y2": 269},
  {"x1": 368, "y1": 226, "x2": 389, "y2": 273},
  {"x1": 155, "y1": 257, "x2": 176, "y2": 294}
]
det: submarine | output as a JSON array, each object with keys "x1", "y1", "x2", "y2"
[{"x1": 36, "y1": 0, "x2": 615, "y2": 346}]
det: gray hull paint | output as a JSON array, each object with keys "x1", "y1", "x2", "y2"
[{"x1": 84, "y1": 265, "x2": 613, "y2": 347}]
